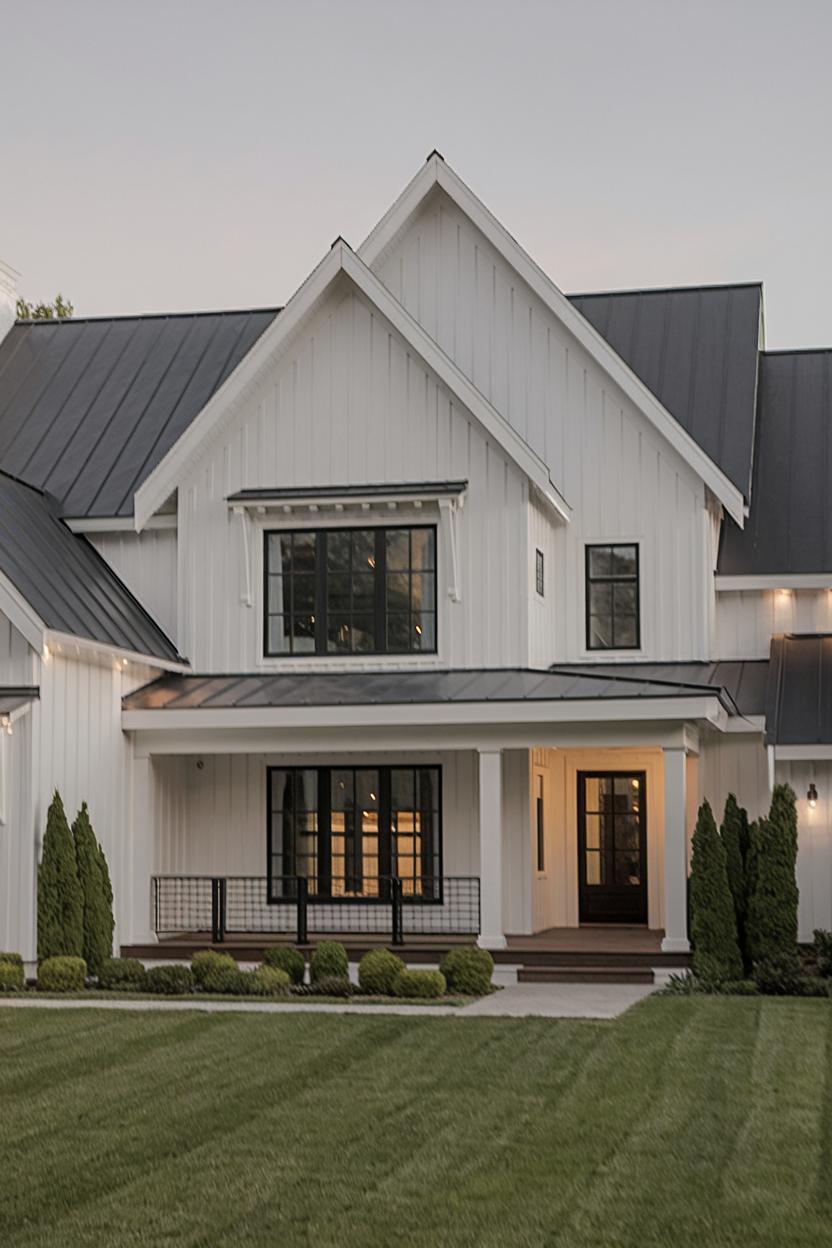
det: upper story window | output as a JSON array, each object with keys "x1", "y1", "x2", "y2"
[
  {"x1": 585, "y1": 543, "x2": 640, "y2": 650},
  {"x1": 535, "y1": 548, "x2": 545, "y2": 597},
  {"x1": 264, "y1": 525, "x2": 437, "y2": 657}
]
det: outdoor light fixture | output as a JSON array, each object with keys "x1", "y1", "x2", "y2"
[{"x1": 808, "y1": 783, "x2": 818, "y2": 809}]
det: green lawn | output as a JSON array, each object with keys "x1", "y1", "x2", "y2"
[{"x1": 1, "y1": 997, "x2": 830, "y2": 1247}]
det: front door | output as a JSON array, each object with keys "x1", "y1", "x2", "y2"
[{"x1": 577, "y1": 771, "x2": 647, "y2": 924}]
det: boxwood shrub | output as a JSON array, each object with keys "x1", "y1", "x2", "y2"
[
  {"x1": 309, "y1": 940, "x2": 348, "y2": 983},
  {"x1": 250, "y1": 965, "x2": 291, "y2": 997},
  {"x1": 440, "y1": 946, "x2": 493, "y2": 995},
  {"x1": 0, "y1": 952, "x2": 23, "y2": 968},
  {"x1": 98, "y1": 957, "x2": 148, "y2": 992},
  {"x1": 358, "y1": 949, "x2": 405, "y2": 995},
  {"x1": 192, "y1": 950, "x2": 240, "y2": 993},
  {"x1": 394, "y1": 969, "x2": 446, "y2": 999},
  {"x1": 263, "y1": 946, "x2": 306, "y2": 985},
  {"x1": 38, "y1": 955, "x2": 86, "y2": 992},
  {"x1": 0, "y1": 958, "x2": 24, "y2": 991},
  {"x1": 146, "y1": 964, "x2": 194, "y2": 994}
]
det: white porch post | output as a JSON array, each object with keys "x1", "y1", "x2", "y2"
[
  {"x1": 478, "y1": 748, "x2": 506, "y2": 950},
  {"x1": 662, "y1": 746, "x2": 690, "y2": 954},
  {"x1": 129, "y1": 751, "x2": 156, "y2": 946}
]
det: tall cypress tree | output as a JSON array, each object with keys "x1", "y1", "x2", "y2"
[
  {"x1": 72, "y1": 803, "x2": 112, "y2": 976},
  {"x1": 721, "y1": 794, "x2": 750, "y2": 970},
  {"x1": 747, "y1": 785, "x2": 800, "y2": 979},
  {"x1": 96, "y1": 839, "x2": 115, "y2": 956},
  {"x1": 689, "y1": 799, "x2": 743, "y2": 983},
  {"x1": 38, "y1": 791, "x2": 83, "y2": 960}
]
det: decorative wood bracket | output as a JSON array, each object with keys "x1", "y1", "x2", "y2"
[
  {"x1": 439, "y1": 497, "x2": 463, "y2": 603},
  {"x1": 233, "y1": 506, "x2": 253, "y2": 607}
]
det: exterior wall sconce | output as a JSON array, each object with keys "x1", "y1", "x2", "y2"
[{"x1": 808, "y1": 783, "x2": 818, "y2": 809}]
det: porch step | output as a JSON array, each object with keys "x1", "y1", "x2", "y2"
[{"x1": 518, "y1": 965, "x2": 655, "y2": 985}]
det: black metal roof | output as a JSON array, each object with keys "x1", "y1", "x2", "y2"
[
  {"x1": 552, "y1": 660, "x2": 769, "y2": 718},
  {"x1": 719, "y1": 350, "x2": 832, "y2": 576},
  {"x1": 0, "y1": 308, "x2": 279, "y2": 518},
  {"x1": 122, "y1": 665, "x2": 739, "y2": 713},
  {"x1": 568, "y1": 284, "x2": 762, "y2": 498},
  {"x1": 766, "y1": 634, "x2": 832, "y2": 745},
  {"x1": 0, "y1": 472, "x2": 184, "y2": 662}
]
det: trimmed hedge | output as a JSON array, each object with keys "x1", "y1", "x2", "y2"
[
  {"x1": 689, "y1": 800, "x2": 742, "y2": 983},
  {"x1": 440, "y1": 946, "x2": 493, "y2": 995},
  {"x1": 98, "y1": 957, "x2": 148, "y2": 992},
  {"x1": 38, "y1": 955, "x2": 86, "y2": 992},
  {"x1": 310, "y1": 941, "x2": 348, "y2": 983},
  {"x1": 720, "y1": 794, "x2": 750, "y2": 970},
  {"x1": 192, "y1": 951, "x2": 241, "y2": 993},
  {"x1": 0, "y1": 952, "x2": 23, "y2": 968},
  {"x1": 250, "y1": 966, "x2": 291, "y2": 997},
  {"x1": 358, "y1": 949, "x2": 405, "y2": 995},
  {"x1": 263, "y1": 946, "x2": 306, "y2": 985},
  {"x1": 38, "y1": 791, "x2": 83, "y2": 961},
  {"x1": 147, "y1": 964, "x2": 194, "y2": 994},
  {"x1": 0, "y1": 958, "x2": 24, "y2": 991},
  {"x1": 72, "y1": 803, "x2": 112, "y2": 977},
  {"x1": 394, "y1": 969, "x2": 446, "y2": 999},
  {"x1": 748, "y1": 786, "x2": 800, "y2": 986}
]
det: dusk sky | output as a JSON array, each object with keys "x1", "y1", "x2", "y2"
[{"x1": 3, "y1": 0, "x2": 830, "y2": 349}]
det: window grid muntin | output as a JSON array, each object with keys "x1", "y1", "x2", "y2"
[
  {"x1": 585, "y1": 543, "x2": 640, "y2": 651},
  {"x1": 535, "y1": 548, "x2": 545, "y2": 597},
  {"x1": 264, "y1": 524, "x2": 437, "y2": 657}
]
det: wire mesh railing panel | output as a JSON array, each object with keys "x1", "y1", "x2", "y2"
[{"x1": 151, "y1": 875, "x2": 480, "y2": 940}]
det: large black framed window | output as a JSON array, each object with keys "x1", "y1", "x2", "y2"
[
  {"x1": 585, "y1": 543, "x2": 640, "y2": 650},
  {"x1": 264, "y1": 525, "x2": 437, "y2": 656},
  {"x1": 267, "y1": 764, "x2": 442, "y2": 901}
]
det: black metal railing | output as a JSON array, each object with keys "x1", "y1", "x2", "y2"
[{"x1": 152, "y1": 874, "x2": 480, "y2": 945}]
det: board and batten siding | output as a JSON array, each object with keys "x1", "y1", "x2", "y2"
[
  {"x1": 89, "y1": 528, "x2": 179, "y2": 648},
  {"x1": 177, "y1": 281, "x2": 530, "y2": 671},
  {"x1": 716, "y1": 589, "x2": 832, "y2": 659},
  {"x1": 374, "y1": 188, "x2": 713, "y2": 663},
  {"x1": 0, "y1": 615, "x2": 36, "y2": 684}
]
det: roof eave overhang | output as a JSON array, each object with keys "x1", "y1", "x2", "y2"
[
  {"x1": 717, "y1": 573, "x2": 832, "y2": 591},
  {"x1": 359, "y1": 155, "x2": 746, "y2": 526},
  {"x1": 122, "y1": 693, "x2": 727, "y2": 734},
  {"x1": 45, "y1": 630, "x2": 190, "y2": 674},
  {"x1": 134, "y1": 242, "x2": 571, "y2": 532}
]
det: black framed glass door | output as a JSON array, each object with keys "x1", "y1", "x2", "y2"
[{"x1": 577, "y1": 771, "x2": 647, "y2": 923}]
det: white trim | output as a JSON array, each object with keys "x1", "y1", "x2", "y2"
[
  {"x1": 0, "y1": 570, "x2": 45, "y2": 653},
  {"x1": 228, "y1": 484, "x2": 467, "y2": 513},
  {"x1": 724, "y1": 714, "x2": 765, "y2": 734},
  {"x1": 134, "y1": 243, "x2": 571, "y2": 531},
  {"x1": 359, "y1": 155, "x2": 746, "y2": 526},
  {"x1": 775, "y1": 744, "x2": 832, "y2": 761},
  {"x1": 123, "y1": 694, "x2": 727, "y2": 734},
  {"x1": 66, "y1": 514, "x2": 178, "y2": 534},
  {"x1": 44, "y1": 630, "x2": 189, "y2": 674},
  {"x1": 716, "y1": 573, "x2": 832, "y2": 591}
]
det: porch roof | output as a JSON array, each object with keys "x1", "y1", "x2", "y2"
[
  {"x1": 551, "y1": 660, "x2": 769, "y2": 719},
  {"x1": 122, "y1": 665, "x2": 749, "y2": 715}
]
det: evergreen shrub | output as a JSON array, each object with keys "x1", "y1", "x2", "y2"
[
  {"x1": 689, "y1": 800, "x2": 742, "y2": 983},
  {"x1": 358, "y1": 949, "x2": 405, "y2": 994},
  {"x1": 72, "y1": 803, "x2": 112, "y2": 977},
  {"x1": 98, "y1": 957, "x2": 148, "y2": 992},
  {"x1": 440, "y1": 946, "x2": 494, "y2": 995},
  {"x1": 309, "y1": 941, "x2": 348, "y2": 983},
  {"x1": 38, "y1": 956, "x2": 86, "y2": 992},
  {"x1": 0, "y1": 958, "x2": 24, "y2": 990},
  {"x1": 38, "y1": 792, "x2": 83, "y2": 960},
  {"x1": 393, "y1": 969, "x2": 446, "y2": 999},
  {"x1": 747, "y1": 786, "x2": 800, "y2": 986},
  {"x1": 146, "y1": 964, "x2": 194, "y2": 994},
  {"x1": 263, "y1": 946, "x2": 306, "y2": 984},
  {"x1": 250, "y1": 966, "x2": 291, "y2": 997}
]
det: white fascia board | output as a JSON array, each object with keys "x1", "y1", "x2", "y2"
[
  {"x1": 66, "y1": 514, "x2": 177, "y2": 534},
  {"x1": 44, "y1": 630, "x2": 190, "y2": 674},
  {"x1": 723, "y1": 714, "x2": 765, "y2": 735},
  {"x1": 716, "y1": 573, "x2": 832, "y2": 591},
  {"x1": 774, "y1": 744, "x2": 832, "y2": 761},
  {"x1": 0, "y1": 570, "x2": 46, "y2": 653},
  {"x1": 359, "y1": 156, "x2": 746, "y2": 527},
  {"x1": 123, "y1": 694, "x2": 725, "y2": 734},
  {"x1": 134, "y1": 241, "x2": 571, "y2": 530}
]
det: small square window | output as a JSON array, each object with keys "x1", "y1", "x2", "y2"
[{"x1": 535, "y1": 549, "x2": 545, "y2": 597}]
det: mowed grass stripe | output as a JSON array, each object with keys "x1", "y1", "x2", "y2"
[{"x1": 723, "y1": 1000, "x2": 831, "y2": 1239}]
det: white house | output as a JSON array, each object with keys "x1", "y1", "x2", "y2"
[{"x1": 1, "y1": 153, "x2": 829, "y2": 979}]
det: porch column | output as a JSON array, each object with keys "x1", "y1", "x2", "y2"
[
  {"x1": 478, "y1": 748, "x2": 506, "y2": 950},
  {"x1": 129, "y1": 751, "x2": 156, "y2": 946},
  {"x1": 662, "y1": 746, "x2": 690, "y2": 954}
]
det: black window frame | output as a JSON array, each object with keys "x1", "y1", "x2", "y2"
[
  {"x1": 535, "y1": 773, "x2": 545, "y2": 872},
  {"x1": 585, "y1": 543, "x2": 641, "y2": 651},
  {"x1": 535, "y1": 548, "x2": 545, "y2": 597},
  {"x1": 266, "y1": 763, "x2": 443, "y2": 904},
  {"x1": 263, "y1": 524, "x2": 438, "y2": 658}
]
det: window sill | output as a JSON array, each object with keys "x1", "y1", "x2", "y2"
[
  {"x1": 577, "y1": 648, "x2": 646, "y2": 664},
  {"x1": 256, "y1": 654, "x2": 446, "y2": 674}
]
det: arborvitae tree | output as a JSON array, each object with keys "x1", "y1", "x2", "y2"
[
  {"x1": 721, "y1": 794, "x2": 751, "y2": 970},
  {"x1": 37, "y1": 791, "x2": 83, "y2": 960},
  {"x1": 96, "y1": 840, "x2": 115, "y2": 956},
  {"x1": 747, "y1": 785, "x2": 800, "y2": 975},
  {"x1": 689, "y1": 799, "x2": 743, "y2": 983},
  {"x1": 72, "y1": 803, "x2": 112, "y2": 976}
]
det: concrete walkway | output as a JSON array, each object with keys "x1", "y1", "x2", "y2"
[{"x1": 0, "y1": 983, "x2": 654, "y2": 1020}]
